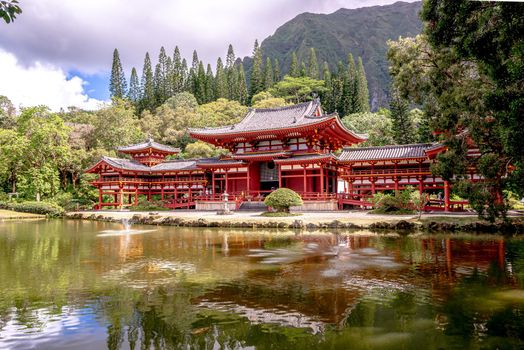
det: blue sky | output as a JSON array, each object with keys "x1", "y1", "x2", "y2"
[{"x1": 0, "y1": 0, "x2": 418, "y2": 110}]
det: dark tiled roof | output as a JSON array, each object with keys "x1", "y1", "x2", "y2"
[
  {"x1": 231, "y1": 151, "x2": 290, "y2": 160},
  {"x1": 101, "y1": 156, "x2": 150, "y2": 171},
  {"x1": 189, "y1": 99, "x2": 328, "y2": 136},
  {"x1": 116, "y1": 138, "x2": 181, "y2": 154},
  {"x1": 151, "y1": 160, "x2": 198, "y2": 171},
  {"x1": 274, "y1": 153, "x2": 334, "y2": 164},
  {"x1": 338, "y1": 144, "x2": 435, "y2": 162}
]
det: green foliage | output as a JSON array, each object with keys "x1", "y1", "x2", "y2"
[
  {"x1": 259, "y1": 1, "x2": 422, "y2": 109},
  {"x1": 389, "y1": 90, "x2": 415, "y2": 144},
  {"x1": 0, "y1": 95, "x2": 16, "y2": 129},
  {"x1": 140, "y1": 52, "x2": 155, "y2": 112},
  {"x1": 342, "y1": 111, "x2": 394, "y2": 146},
  {"x1": 214, "y1": 58, "x2": 227, "y2": 99},
  {"x1": 264, "y1": 188, "x2": 303, "y2": 212},
  {"x1": 250, "y1": 40, "x2": 264, "y2": 99},
  {"x1": 269, "y1": 76, "x2": 325, "y2": 103},
  {"x1": 195, "y1": 98, "x2": 247, "y2": 128},
  {"x1": 0, "y1": 200, "x2": 64, "y2": 217},
  {"x1": 289, "y1": 52, "x2": 299, "y2": 78},
  {"x1": 307, "y1": 48, "x2": 319, "y2": 79},
  {"x1": 455, "y1": 181, "x2": 508, "y2": 223},
  {"x1": 354, "y1": 57, "x2": 370, "y2": 113},
  {"x1": 134, "y1": 197, "x2": 169, "y2": 211},
  {"x1": 251, "y1": 92, "x2": 290, "y2": 109},
  {"x1": 263, "y1": 57, "x2": 274, "y2": 89},
  {"x1": 109, "y1": 49, "x2": 127, "y2": 99},
  {"x1": 0, "y1": 0, "x2": 22, "y2": 23},
  {"x1": 127, "y1": 67, "x2": 140, "y2": 103},
  {"x1": 183, "y1": 141, "x2": 218, "y2": 159},
  {"x1": 372, "y1": 187, "x2": 420, "y2": 214}
]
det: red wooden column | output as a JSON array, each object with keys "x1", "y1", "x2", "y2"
[
  {"x1": 225, "y1": 168, "x2": 229, "y2": 193},
  {"x1": 320, "y1": 164, "x2": 324, "y2": 196},
  {"x1": 247, "y1": 164, "x2": 251, "y2": 194},
  {"x1": 98, "y1": 187, "x2": 103, "y2": 209},
  {"x1": 212, "y1": 170, "x2": 216, "y2": 197},
  {"x1": 134, "y1": 187, "x2": 138, "y2": 205},
  {"x1": 418, "y1": 177, "x2": 424, "y2": 194},
  {"x1": 303, "y1": 165, "x2": 307, "y2": 194},
  {"x1": 277, "y1": 164, "x2": 282, "y2": 188},
  {"x1": 444, "y1": 180, "x2": 450, "y2": 212}
]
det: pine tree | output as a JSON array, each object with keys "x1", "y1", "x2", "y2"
[
  {"x1": 189, "y1": 50, "x2": 200, "y2": 97},
  {"x1": 195, "y1": 61, "x2": 206, "y2": 104},
  {"x1": 109, "y1": 48, "x2": 127, "y2": 99},
  {"x1": 205, "y1": 63, "x2": 215, "y2": 103},
  {"x1": 354, "y1": 57, "x2": 370, "y2": 113},
  {"x1": 263, "y1": 57, "x2": 274, "y2": 89},
  {"x1": 214, "y1": 57, "x2": 227, "y2": 99},
  {"x1": 127, "y1": 67, "x2": 140, "y2": 103},
  {"x1": 345, "y1": 53, "x2": 357, "y2": 114},
  {"x1": 390, "y1": 90, "x2": 414, "y2": 144},
  {"x1": 172, "y1": 46, "x2": 184, "y2": 93},
  {"x1": 321, "y1": 62, "x2": 333, "y2": 111},
  {"x1": 153, "y1": 62, "x2": 162, "y2": 106},
  {"x1": 289, "y1": 52, "x2": 299, "y2": 77},
  {"x1": 307, "y1": 48, "x2": 319, "y2": 79},
  {"x1": 140, "y1": 52, "x2": 155, "y2": 112},
  {"x1": 166, "y1": 56, "x2": 173, "y2": 97},
  {"x1": 156, "y1": 46, "x2": 169, "y2": 103},
  {"x1": 273, "y1": 58, "x2": 281, "y2": 82},
  {"x1": 225, "y1": 45, "x2": 238, "y2": 100},
  {"x1": 299, "y1": 61, "x2": 307, "y2": 77},
  {"x1": 336, "y1": 61, "x2": 348, "y2": 116},
  {"x1": 181, "y1": 58, "x2": 189, "y2": 91},
  {"x1": 237, "y1": 63, "x2": 248, "y2": 105},
  {"x1": 249, "y1": 39, "x2": 264, "y2": 98}
]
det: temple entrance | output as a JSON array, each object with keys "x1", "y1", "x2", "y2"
[{"x1": 259, "y1": 161, "x2": 279, "y2": 193}]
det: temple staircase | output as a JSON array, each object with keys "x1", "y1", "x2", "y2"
[{"x1": 238, "y1": 201, "x2": 268, "y2": 211}]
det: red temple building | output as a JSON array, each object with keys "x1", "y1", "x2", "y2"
[{"x1": 86, "y1": 99, "x2": 477, "y2": 211}]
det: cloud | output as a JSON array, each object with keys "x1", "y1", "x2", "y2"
[
  {"x1": 0, "y1": 49, "x2": 106, "y2": 111},
  {"x1": 0, "y1": 0, "x2": 419, "y2": 75}
]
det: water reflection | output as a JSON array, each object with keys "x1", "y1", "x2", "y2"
[{"x1": 0, "y1": 220, "x2": 522, "y2": 349}]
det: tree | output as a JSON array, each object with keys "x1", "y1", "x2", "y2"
[
  {"x1": 195, "y1": 61, "x2": 207, "y2": 104},
  {"x1": 109, "y1": 49, "x2": 127, "y2": 99},
  {"x1": 172, "y1": 46, "x2": 185, "y2": 93},
  {"x1": 195, "y1": 98, "x2": 247, "y2": 128},
  {"x1": 273, "y1": 58, "x2": 281, "y2": 82},
  {"x1": 225, "y1": 44, "x2": 238, "y2": 101},
  {"x1": 205, "y1": 64, "x2": 215, "y2": 103},
  {"x1": 0, "y1": 0, "x2": 21, "y2": 24},
  {"x1": 140, "y1": 52, "x2": 155, "y2": 112},
  {"x1": 127, "y1": 67, "x2": 140, "y2": 103},
  {"x1": 354, "y1": 57, "x2": 370, "y2": 113},
  {"x1": 251, "y1": 91, "x2": 289, "y2": 109},
  {"x1": 155, "y1": 46, "x2": 169, "y2": 103},
  {"x1": 307, "y1": 48, "x2": 319, "y2": 79},
  {"x1": 264, "y1": 188, "x2": 303, "y2": 213},
  {"x1": 299, "y1": 62, "x2": 307, "y2": 77},
  {"x1": 250, "y1": 40, "x2": 264, "y2": 98},
  {"x1": 0, "y1": 95, "x2": 16, "y2": 128},
  {"x1": 289, "y1": 52, "x2": 299, "y2": 78},
  {"x1": 214, "y1": 57, "x2": 227, "y2": 99},
  {"x1": 237, "y1": 63, "x2": 248, "y2": 106},
  {"x1": 342, "y1": 111, "x2": 394, "y2": 146},
  {"x1": 183, "y1": 141, "x2": 217, "y2": 159},
  {"x1": 263, "y1": 57, "x2": 274, "y2": 89},
  {"x1": 389, "y1": 89, "x2": 415, "y2": 144},
  {"x1": 0, "y1": 129, "x2": 26, "y2": 193},
  {"x1": 269, "y1": 76, "x2": 325, "y2": 104}
]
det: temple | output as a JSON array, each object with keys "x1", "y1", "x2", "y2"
[{"x1": 86, "y1": 99, "x2": 477, "y2": 211}]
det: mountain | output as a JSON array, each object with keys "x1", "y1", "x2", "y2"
[{"x1": 251, "y1": 1, "x2": 422, "y2": 111}]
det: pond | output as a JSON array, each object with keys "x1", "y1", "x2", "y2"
[{"x1": 0, "y1": 220, "x2": 523, "y2": 349}]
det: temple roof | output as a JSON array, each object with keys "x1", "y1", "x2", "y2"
[
  {"x1": 231, "y1": 151, "x2": 290, "y2": 161},
  {"x1": 274, "y1": 153, "x2": 334, "y2": 165},
  {"x1": 189, "y1": 100, "x2": 324, "y2": 136},
  {"x1": 116, "y1": 138, "x2": 181, "y2": 154},
  {"x1": 86, "y1": 156, "x2": 201, "y2": 173},
  {"x1": 338, "y1": 143, "x2": 435, "y2": 163}
]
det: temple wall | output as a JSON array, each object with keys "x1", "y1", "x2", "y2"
[
  {"x1": 291, "y1": 200, "x2": 338, "y2": 211},
  {"x1": 195, "y1": 201, "x2": 237, "y2": 211}
]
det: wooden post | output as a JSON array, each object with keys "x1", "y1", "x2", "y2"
[
  {"x1": 247, "y1": 164, "x2": 251, "y2": 194},
  {"x1": 444, "y1": 180, "x2": 450, "y2": 212},
  {"x1": 278, "y1": 164, "x2": 282, "y2": 188},
  {"x1": 98, "y1": 187, "x2": 103, "y2": 209},
  {"x1": 303, "y1": 165, "x2": 307, "y2": 194},
  {"x1": 134, "y1": 188, "x2": 138, "y2": 206},
  {"x1": 212, "y1": 171, "x2": 216, "y2": 198},
  {"x1": 371, "y1": 179, "x2": 376, "y2": 195},
  {"x1": 320, "y1": 165, "x2": 324, "y2": 196},
  {"x1": 419, "y1": 177, "x2": 424, "y2": 194},
  {"x1": 225, "y1": 169, "x2": 229, "y2": 193}
]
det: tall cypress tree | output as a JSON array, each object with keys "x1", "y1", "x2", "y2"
[
  {"x1": 390, "y1": 89, "x2": 414, "y2": 144},
  {"x1": 195, "y1": 61, "x2": 206, "y2": 104},
  {"x1": 263, "y1": 57, "x2": 274, "y2": 89},
  {"x1": 140, "y1": 52, "x2": 155, "y2": 112},
  {"x1": 334, "y1": 61, "x2": 346, "y2": 115},
  {"x1": 300, "y1": 61, "x2": 307, "y2": 77},
  {"x1": 321, "y1": 62, "x2": 333, "y2": 111},
  {"x1": 214, "y1": 57, "x2": 227, "y2": 99},
  {"x1": 172, "y1": 46, "x2": 184, "y2": 93},
  {"x1": 205, "y1": 63, "x2": 215, "y2": 103},
  {"x1": 156, "y1": 46, "x2": 169, "y2": 103},
  {"x1": 181, "y1": 58, "x2": 189, "y2": 91},
  {"x1": 354, "y1": 57, "x2": 370, "y2": 113},
  {"x1": 307, "y1": 48, "x2": 319, "y2": 79},
  {"x1": 345, "y1": 53, "x2": 357, "y2": 114},
  {"x1": 289, "y1": 52, "x2": 299, "y2": 77},
  {"x1": 189, "y1": 50, "x2": 200, "y2": 97},
  {"x1": 273, "y1": 58, "x2": 281, "y2": 82},
  {"x1": 225, "y1": 45, "x2": 238, "y2": 100},
  {"x1": 109, "y1": 48, "x2": 127, "y2": 99},
  {"x1": 127, "y1": 67, "x2": 140, "y2": 103},
  {"x1": 250, "y1": 39, "x2": 263, "y2": 98},
  {"x1": 237, "y1": 63, "x2": 248, "y2": 105},
  {"x1": 166, "y1": 56, "x2": 173, "y2": 98},
  {"x1": 153, "y1": 62, "x2": 163, "y2": 106}
]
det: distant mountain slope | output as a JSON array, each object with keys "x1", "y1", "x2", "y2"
[{"x1": 257, "y1": 1, "x2": 422, "y2": 110}]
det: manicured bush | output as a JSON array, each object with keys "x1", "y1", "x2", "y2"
[
  {"x1": 133, "y1": 198, "x2": 169, "y2": 211},
  {"x1": 264, "y1": 188, "x2": 303, "y2": 212},
  {"x1": 0, "y1": 201, "x2": 65, "y2": 217},
  {"x1": 371, "y1": 187, "x2": 421, "y2": 214}
]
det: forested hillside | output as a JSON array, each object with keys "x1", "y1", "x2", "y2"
[{"x1": 256, "y1": 1, "x2": 422, "y2": 109}]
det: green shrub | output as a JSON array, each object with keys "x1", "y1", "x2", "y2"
[
  {"x1": 264, "y1": 188, "x2": 303, "y2": 212},
  {"x1": 133, "y1": 198, "x2": 168, "y2": 211},
  {"x1": 372, "y1": 187, "x2": 420, "y2": 214},
  {"x1": 0, "y1": 201, "x2": 65, "y2": 217}
]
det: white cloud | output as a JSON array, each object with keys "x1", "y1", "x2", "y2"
[{"x1": 0, "y1": 49, "x2": 106, "y2": 111}]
